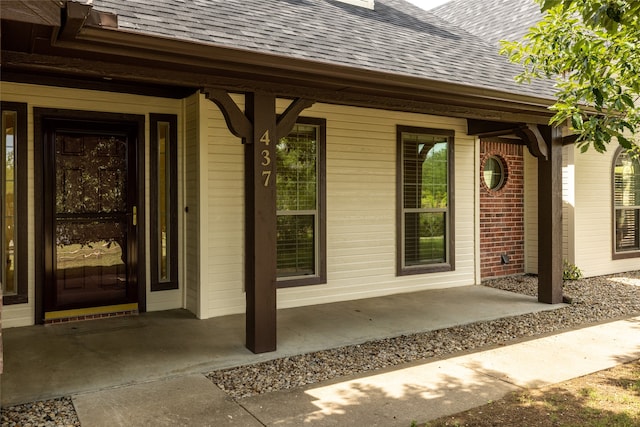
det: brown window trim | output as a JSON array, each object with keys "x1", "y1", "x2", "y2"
[
  {"x1": 150, "y1": 114, "x2": 179, "y2": 291},
  {"x1": 612, "y1": 146, "x2": 640, "y2": 260},
  {"x1": 396, "y1": 125, "x2": 455, "y2": 276},
  {"x1": 276, "y1": 116, "x2": 327, "y2": 288},
  {"x1": 2, "y1": 102, "x2": 28, "y2": 305}
]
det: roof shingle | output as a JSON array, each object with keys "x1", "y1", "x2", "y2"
[
  {"x1": 90, "y1": 0, "x2": 555, "y2": 99},
  {"x1": 432, "y1": 0, "x2": 542, "y2": 46}
]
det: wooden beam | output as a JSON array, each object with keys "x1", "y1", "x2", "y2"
[
  {"x1": 480, "y1": 137, "x2": 525, "y2": 145},
  {"x1": 276, "y1": 98, "x2": 315, "y2": 140},
  {"x1": 2, "y1": 51, "x2": 554, "y2": 124},
  {"x1": 537, "y1": 125, "x2": 564, "y2": 304},
  {"x1": 202, "y1": 88, "x2": 252, "y2": 140},
  {"x1": 467, "y1": 119, "x2": 522, "y2": 137}
]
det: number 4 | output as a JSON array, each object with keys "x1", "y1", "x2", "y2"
[{"x1": 260, "y1": 129, "x2": 270, "y2": 146}]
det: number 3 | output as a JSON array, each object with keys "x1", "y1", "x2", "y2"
[{"x1": 261, "y1": 149, "x2": 271, "y2": 166}]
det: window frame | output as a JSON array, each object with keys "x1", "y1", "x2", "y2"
[
  {"x1": 396, "y1": 125, "x2": 455, "y2": 276},
  {"x1": 612, "y1": 147, "x2": 640, "y2": 260},
  {"x1": 276, "y1": 116, "x2": 326, "y2": 288},
  {"x1": 482, "y1": 155, "x2": 506, "y2": 192},
  {"x1": 150, "y1": 114, "x2": 179, "y2": 291},
  {"x1": 2, "y1": 101, "x2": 28, "y2": 305}
]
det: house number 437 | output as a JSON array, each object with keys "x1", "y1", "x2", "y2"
[{"x1": 260, "y1": 129, "x2": 272, "y2": 187}]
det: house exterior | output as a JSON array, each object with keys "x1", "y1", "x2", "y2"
[
  {"x1": 1, "y1": 0, "x2": 635, "y2": 367},
  {"x1": 433, "y1": 0, "x2": 640, "y2": 280}
]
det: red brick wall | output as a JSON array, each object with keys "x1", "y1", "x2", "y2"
[{"x1": 480, "y1": 141, "x2": 525, "y2": 279}]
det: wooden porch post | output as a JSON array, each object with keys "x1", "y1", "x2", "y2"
[
  {"x1": 203, "y1": 89, "x2": 314, "y2": 353},
  {"x1": 537, "y1": 125, "x2": 563, "y2": 304},
  {"x1": 245, "y1": 92, "x2": 278, "y2": 353}
]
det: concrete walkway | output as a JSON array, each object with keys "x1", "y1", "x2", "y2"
[
  {"x1": 72, "y1": 316, "x2": 640, "y2": 426},
  {"x1": 2, "y1": 285, "x2": 561, "y2": 406}
]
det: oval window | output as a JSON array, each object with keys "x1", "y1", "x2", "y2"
[{"x1": 483, "y1": 156, "x2": 505, "y2": 191}]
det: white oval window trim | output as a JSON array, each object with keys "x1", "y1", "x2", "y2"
[{"x1": 483, "y1": 156, "x2": 506, "y2": 191}]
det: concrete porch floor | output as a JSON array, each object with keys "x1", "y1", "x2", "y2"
[{"x1": 2, "y1": 285, "x2": 563, "y2": 407}]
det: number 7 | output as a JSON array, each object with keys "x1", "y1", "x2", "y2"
[{"x1": 262, "y1": 170, "x2": 271, "y2": 187}]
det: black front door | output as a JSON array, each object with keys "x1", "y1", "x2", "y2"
[{"x1": 43, "y1": 118, "x2": 139, "y2": 313}]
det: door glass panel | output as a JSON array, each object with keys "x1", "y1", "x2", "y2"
[
  {"x1": 55, "y1": 135, "x2": 127, "y2": 214},
  {"x1": 54, "y1": 132, "x2": 129, "y2": 308},
  {"x1": 55, "y1": 221, "x2": 127, "y2": 306}
]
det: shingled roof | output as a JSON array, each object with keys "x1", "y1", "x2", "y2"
[
  {"x1": 89, "y1": 0, "x2": 555, "y2": 99},
  {"x1": 432, "y1": 0, "x2": 542, "y2": 46}
]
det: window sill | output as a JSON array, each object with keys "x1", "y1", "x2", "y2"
[
  {"x1": 3, "y1": 294, "x2": 28, "y2": 305},
  {"x1": 277, "y1": 276, "x2": 326, "y2": 288},
  {"x1": 397, "y1": 263, "x2": 453, "y2": 276},
  {"x1": 612, "y1": 251, "x2": 640, "y2": 260},
  {"x1": 151, "y1": 282, "x2": 179, "y2": 292}
]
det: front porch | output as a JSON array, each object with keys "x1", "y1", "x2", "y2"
[{"x1": 2, "y1": 284, "x2": 562, "y2": 407}]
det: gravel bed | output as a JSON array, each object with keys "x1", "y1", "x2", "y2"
[
  {"x1": 1, "y1": 397, "x2": 79, "y2": 427},
  {"x1": 3, "y1": 271, "x2": 639, "y2": 423},
  {"x1": 207, "y1": 271, "x2": 640, "y2": 399}
]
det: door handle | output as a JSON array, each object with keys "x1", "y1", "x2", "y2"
[{"x1": 133, "y1": 205, "x2": 137, "y2": 226}]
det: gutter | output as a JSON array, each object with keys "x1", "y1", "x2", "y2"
[
  {"x1": 75, "y1": 23, "x2": 555, "y2": 106},
  {"x1": 34, "y1": 1, "x2": 557, "y2": 121}
]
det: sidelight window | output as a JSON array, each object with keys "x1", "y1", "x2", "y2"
[
  {"x1": 2, "y1": 102, "x2": 28, "y2": 304},
  {"x1": 150, "y1": 114, "x2": 179, "y2": 290}
]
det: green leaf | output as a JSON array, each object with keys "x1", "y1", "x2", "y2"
[
  {"x1": 621, "y1": 93, "x2": 636, "y2": 108},
  {"x1": 592, "y1": 87, "x2": 604, "y2": 108},
  {"x1": 571, "y1": 113, "x2": 584, "y2": 130},
  {"x1": 618, "y1": 135, "x2": 633, "y2": 149},
  {"x1": 540, "y1": 0, "x2": 562, "y2": 12}
]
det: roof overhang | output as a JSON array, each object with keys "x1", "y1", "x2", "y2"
[{"x1": 1, "y1": 0, "x2": 557, "y2": 124}]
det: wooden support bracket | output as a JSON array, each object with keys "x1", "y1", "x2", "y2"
[
  {"x1": 202, "y1": 88, "x2": 253, "y2": 140},
  {"x1": 276, "y1": 98, "x2": 316, "y2": 140},
  {"x1": 516, "y1": 123, "x2": 549, "y2": 160}
]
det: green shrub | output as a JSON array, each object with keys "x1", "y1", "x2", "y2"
[{"x1": 563, "y1": 259, "x2": 583, "y2": 281}]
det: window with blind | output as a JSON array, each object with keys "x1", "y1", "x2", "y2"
[
  {"x1": 397, "y1": 126, "x2": 454, "y2": 275},
  {"x1": 2, "y1": 102, "x2": 28, "y2": 304},
  {"x1": 276, "y1": 117, "x2": 326, "y2": 287},
  {"x1": 613, "y1": 149, "x2": 640, "y2": 258}
]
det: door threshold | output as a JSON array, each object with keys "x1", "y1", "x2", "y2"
[{"x1": 44, "y1": 303, "x2": 139, "y2": 324}]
